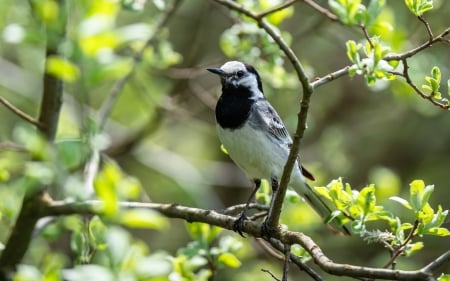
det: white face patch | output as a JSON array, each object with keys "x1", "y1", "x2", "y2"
[{"x1": 219, "y1": 61, "x2": 263, "y2": 99}]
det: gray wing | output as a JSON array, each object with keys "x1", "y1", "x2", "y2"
[
  {"x1": 248, "y1": 99, "x2": 316, "y2": 181},
  {"x1": 248, "y1": 98, "x2": 292, "y2": 145}
]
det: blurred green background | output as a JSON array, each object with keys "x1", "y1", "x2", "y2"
[{"x1": 0, "y1": 0, "x2": 449, "y2": 279}]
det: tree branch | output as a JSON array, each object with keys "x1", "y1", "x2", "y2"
[
  {"x1": 255, "y1": 0, "x2": 298, "y2": 19},
  {"x1": 384, "y1": 27, "x2": 450, "y2": 61},
  {"x1": 0, "y1": 0, "x2": 67, "y2": 273},
  {"x1": 261, "y1": 269, "x2": 281, "y2": 281},
  {"x1": 418, "y1": 16, "x2": 434, "y2": 43},
  {"x1": 269, "y1": 239, "x2": 324, "y2": 281},
  {"x1": 0, "y1": 96, "x2": 43, "y2": 128},
  {"x1": 40, "y1": 200, "x2": 438, "y2": 281},
  {"x1": 310, "y1": 66, "x2": 351, "y2": 90},
  {"x1": 383, "y1": 220, "x2": 420, "y2": 269},
  {"x1": 421, "y1": 250, "x2": 450, "y2": 274},
  {"x1": 302, "y1": 0, "x2": 339, "y2": 22},
  {"x1": 396, "y1": 59, "x2": 449, "y2": 110}
]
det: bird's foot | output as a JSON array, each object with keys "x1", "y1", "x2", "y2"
[
  {"x1": 260, "y1": 219, "x2": 277, "y2": 239},
  {"x1": 233, "y1": 212, "x2": 248, "y2": 237}
]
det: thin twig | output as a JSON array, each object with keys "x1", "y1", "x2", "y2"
[
  {"x1": 396, "y1": 59, "x2": 449, "y2": 110},
  {"x1": 384, "y1": 27, "x2": 450, "y2": 61},
  {"x1": 418, "y1": 16, "x2": 434, "y2": 43},
  {"x1": 383, "y1": 220, "x2": 420, "y2": 269},
  {"x1": 262, "y1": 269, "x2": 281, "y2": 281},
  {"x1": 302, "y1": 0, "x2": 339, "y2": 22},
  {"x1": 0, "y1": 96, "x2": 43, "y2": 128},
  {"x1": 360, "y1": 24, "x2": 374, "y2": 49},
  {"x1": 269, "y1": 238, "x2": 323, "y2": 281},
  {"x1": 256, "y1": 0, "x2": 298, "y2": 19},
  {"x1": 311, "y1": 66, "x2": 351, "y2": 90}
]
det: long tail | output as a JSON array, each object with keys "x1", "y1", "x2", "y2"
[{"x1": 292, "y1": 176, "x2": 351, "y2": 235}]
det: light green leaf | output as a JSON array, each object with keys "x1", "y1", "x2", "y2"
[
  {"x1": 324, "y1": 210, "x2": 344, "y2": 224},
  {"x1": 421, "y1": 184, "x2": 434, "y2": 209},
  {"x1": 405, "y1": 0, "x2": 433, "y2": 16},
  {"x1": 422, "y1": 84, "x2": 432, "y2": 92},
  {"x1": 119, "y1": 209, "x2": 168, "y2": 229},
  {"x1": 88, "y1": 216, "x2": 107, "y2": 251},
  {"x1": 438, "y1": 274, "x2": 450, "y2": 281},
  {"x1": 404, "y1": 241, "x2": 423, "y2": 256},
  {"x1": 94, "y1": 163, "x2": 121, "y2": 216},
  {"x1": 346, "y1": 40, "x2": 360, "y2": 63},
  {"x1": 424, "y1": 227, "x2": 450, "y2": 236},
  {"x1": 314, "y1": 186, "x2": 332, "y2": 201},
  {"x1": 390, "y1": 196, "x2": 412, "y2": 209},
  {"x1": 431, "y1": 66, "x2": 441, "y2": 81},
  {"x1": 447, "y1": 79, "x2": 450, "y2": 96},
  {"x1": 410, "y1": 179, "x2": 425, "y2": 212},
  {"x1": 217, "y1": 252, "x2": 241, "y2": 268},
  {"x1": 46, "y1": 56, "x2": 80, "y2": 83},
  {"x1": 220, "y1": 144, "x2": 229, "y2": 155},
  {"x1": 186, "y1": 222, "x2": 211, "y2": 242},
  {"x1": 356, "y1": 185, "x2": 376, "y2": 215}
]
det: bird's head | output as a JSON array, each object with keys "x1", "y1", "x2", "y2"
[{"x1": 207, "y1": 61, "x2": 264, "y2": 97}]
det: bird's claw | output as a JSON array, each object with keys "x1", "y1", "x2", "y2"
[
  {"x1": 233, "y1": 213, "x2": 248, "y2": 237},
  {"x1": 260, "y1": 219, "x2": 276, "y2": 239}
]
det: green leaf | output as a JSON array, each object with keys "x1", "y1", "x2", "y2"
[
  {"x1": 346, "y1": 40, "x2": 360, "y2": 63},
  {"x1": 217, "y1": 253, "x2": 241, "y2": 268},
  {"x1": 356, "y1": 185, "x2": 376, "y2": 215},
  {"x1": 431, "y1": 66, "x2": 441, "y2": 81},
  {"x1": 424, "y1": 227, "x2": 450, "y2": 236},
  {"x1": 88, "y1": 216, "x2": 107, "y2": 251},
  {"x1": 119, "y1": 209, "x2": 168, "y2": 229},
  {"x1": 438, "y1": 274, "x2": 450, "y2": 281},
  {"x1": 421, "y1": 184, "x2": 434, "y2": 209},
  {"x1": 429, "y1": 77, "x2": 440, "y2": 92},
  {"x1": 422, "y1": 84, "x2": 432, "y2": 92},
  {"x1": 390, "y1": 196, "x2": 412, "y2": 209},
  {"x1": 265, "y1": 2, "x2": 294, "y2": 26},
  {"x1": 94, "y1": 162, "x2": 121, "y2": 216},
  {"x1": 447, "y1": 79, "x2": 450, "y2": 96},
  {"x1": 186, "y1": 222, "x2": 211, "y2": 242},
  {"x1": 46, "y1": 56, "x2": 80, "y2": 83},
  {"x1": 410, "y1": 179, "x2": 425, "y2": 212},
  {"x1": 404, "y1": 241, "x2": 423, "y2": 256},
  {"x1": 314, "y1": 186, "x2": 332, "y2": 201},
  {"x1": 220, "y1": 144, "x2": 229, "y2": 155},
  {"x1": 324, "y1": 210, "x2": 344, "y2": 224},
  {"x1": 404, "y1": 0, "x2": 433, "y2": 16}
]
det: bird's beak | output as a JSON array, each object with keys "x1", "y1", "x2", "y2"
[{"x1": 207, "y1": 67, "x2": 224, "y2": 76}]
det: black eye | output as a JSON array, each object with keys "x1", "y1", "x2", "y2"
[{"x1": 236, "y1": 70, "x2": 245, "y2": 78}]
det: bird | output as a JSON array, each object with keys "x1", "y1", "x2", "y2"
[{"x1": 207, "y1": 61, "x2": 349, "y2": 236}]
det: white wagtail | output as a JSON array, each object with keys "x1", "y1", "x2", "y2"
[{"x1": 207, "y1": 61, "x2": 349, "y2": 236}]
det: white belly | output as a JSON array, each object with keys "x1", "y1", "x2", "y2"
[{"x1": 217, "y1": 123, "x2": 290, "y2": 181}]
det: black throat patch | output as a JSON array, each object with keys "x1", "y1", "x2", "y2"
[{"x1": 215, "y1": 85, "x2": 254, "y2": 129}]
